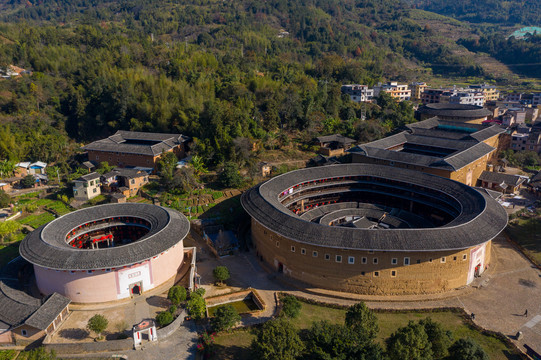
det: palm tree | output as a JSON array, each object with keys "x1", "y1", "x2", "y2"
[{"x1": 190, "y1": 155, "x2": 208, "y2": 178}]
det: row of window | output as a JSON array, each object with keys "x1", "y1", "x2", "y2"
[{"x1": 284, "y1": 243, "x2": 467, "y2": 264}]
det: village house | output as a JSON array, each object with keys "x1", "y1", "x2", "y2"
[
  {"x1": 478, "y1": 170, "x2": 526, "y2": 194},
  {"x1": 14, "y1": 161, "x2": 47, "y2": 177},
  {"x1": 340, "y1": 85, "x2": 374, "y2": 103},
  {"x1": 72, "y1": 172, "x2": 101, "y2": 201},
  {"x1": 83, "y1": 131, "x2": 190, "y2": 171},
  {"x1": 316, "y1": 134, "x2": 356, "y2": 157},
  {"x1": 101, "y1": 168, "x2": 149, "y2": 198},
  {"x1": 410, "y1": 82, "x2": 428, "y2": 101},
  {"x1": 373, "y1": 82, "x2": 411, "y2": 101}
]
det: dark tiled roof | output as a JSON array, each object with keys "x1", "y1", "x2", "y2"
[
  {"x1": 20, "y1": 203, "x2": 190, "y2": 270},
  {"x1": 75, "y1": 172, "x2": 101, "y2": 182},
  {"x1": 478, "y1": 171, "x2": 526, "y2": 187},
  {"x1": 417, "y1": 103, "x2": 492, "y2": 118},
  {"x1": 83, "y1": 131, "x2": 190, "y2": 156},
  {"x1": 0, "y1": 281, "x2": 39, "y2": 328},
  {"x1": 24, "y1": 293, "x2": 70, "y2": 330},
  {"x1": 316, "y1": 134, "x2": 355, "y2": 145},
  {"x1": 241, "y1": 164, "x2": 508, "y2": 251},
  {"x1": 351, "y1": 118, "x2": 500, "y2": 171},
  {"x1": 0, "y1": 281, "x2": 70, "y2": 330}
]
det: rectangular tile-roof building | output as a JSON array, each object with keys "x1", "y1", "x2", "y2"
[
  {"x1": 83, "y1": 131, "x2": 190, "y2": 170},
  {"x1": 349, "y1": 117, "x2": 505, "y2": 186}
]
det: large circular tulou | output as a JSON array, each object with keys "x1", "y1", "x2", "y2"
[{"x1": 241, "y1": 164, "x2": 507, "y2": 295}]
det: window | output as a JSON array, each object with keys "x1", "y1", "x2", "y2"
[
  {"x1": 391, "y1": 258, "x2": 397, "y2": 265},
  {"x1": 93, "y1": 188, "x2": 97, "y2": 193},
  {"x1": 70, "y1": 271, "x2": 76, "y2": 274},
  {"x1": 105, "y1": 269, "x2": 112, "y2": 272},
  {"x1": 429, "y1": 258, "x2": 433, "y2": 263},
  {"x1": 348, "y1": 256, "x2": 355, "y2": 264},
  {"x1": 453, "y1": 256, "x2": 457, "y2": 261},
  {"x1": 291, "y1": 246, "x2": 295, "y2": 252},
  {"x1": 361, "y1": 271, "x2": 365, "y2": 276},
  {"x1": 373, "y1": 258, "x2": 378, "y2": 264},
  {"x1": 361, "y1": 257, "x2": 367, "y2": 264},
  {"x1": 313, "y1": 251, "x2": 318, "y2": 257},
  {"x1": 404, "y1": 257, "x2": 410, "y2": 266},
  {"x1": 463, "y1": 254, "x2": 467, "y2": 261},
  {"x1": 276, "y1": 241, "x2": 280, "y2": 247},
  {"x1": 325, "y1": 254, "x2": 331, "y2": 260},
  {"x1": 336, "y1": 255, "x2": 342, "y2": 263},
  {"x1": 301, "y1": 248, "x2": 306, "y2": 255},
  {"x1": 368, "y1": 250, "x2": 374, "y2": 254},
  {"x1": 441, "y1": 257, "x2": 446, "y2": 263},
  {"x1": 374, "y1": 271, "x2": 379, "y2": 277},
  {"x1": 391, "y1": 270, "x2": 396, "y2": 277},
  {"x1": 87, "y1": 270, "x2": 93, "y2": 274},
  {"x1": 131, "y1": 179, "x2": 135, "y2": 184},
  {"x1": 416, "y1": 259, "x2": 421, "y2": 264},
  {"x1": 21, "y1": 330, "x2": 27, "y2": 336}
]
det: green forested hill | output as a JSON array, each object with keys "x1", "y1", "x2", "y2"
[
  {"x1": 0, "y1": 0, "x2": 532, "y2": 170},
  {"x1": 408, "y1": 0, "x2": 541, "y2": 26}
]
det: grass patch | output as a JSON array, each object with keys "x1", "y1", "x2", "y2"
[
  {"x1": 18, "y1": 212, "x2": 55, "y2": 228},
  {"x1": 0, "y1": 350, "x2": 17, "y2": 360},
  {"x1": 213, "y1": 301, "x2": 518, "y2": 360},
  {"x1": 506, "y1": 217, "x2": 541, "y2": 266}
]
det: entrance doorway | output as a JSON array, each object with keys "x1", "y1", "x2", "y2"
[{"x1": 129, "y1": 281, "x2": 143, "y2": 296}]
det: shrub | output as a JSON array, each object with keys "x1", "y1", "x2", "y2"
[
  {"x1": 168, "y1": 285, "x2": 187, "y2": 305},
  {"x1": 87, "y1": 314, "x2": 108, "y2": 339},
  {"x1": 156, "y1": 311, "x2": 174, "y2": 327},
  {"x1": 169, "y1": 305, "x2": 177, "y2": 314},
  {"x1": 213, "y1": 266, "x2": 230, "y2": 285},
  {"x1": 281, "y1": 295, "x2": 301, "y2": 319},
  {"x1": 211, "y1": 304, "x2": 241, "y2": 332}
]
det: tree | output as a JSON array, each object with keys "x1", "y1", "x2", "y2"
[
  {"x1": 0, "y1": 159, "x2": 16, "y2": 178},
  {"x1": 157, "y1": 152, "x2": 178, "y2": 188},
  {"x1": 345, "y1": 302, "x2": 379, "y2": 342},
  {"x1": 168, "y1": 285, "x2": 187, "y2": 306},
  {"x1": 281, "y1": 295, "x2": 301, "y2": 319},
  {"x1": 172, "y1": 167, "x2": 200, "y2": 194},
  {"x1": 386, "y1": 321, "x2": 433, "y2": 360},
  {"x1": 211, "y1": 304, "x2": 241, "y2": 332},
  {"x1": 87, "y1": 314, "x2": 108, "y2": 340},
  {"x1": 0, "y1": 220, "x2": 21, "y2": 241},
  {"x1": 448, "y1": 338, "x2": 489, "y2": 360},
  {"x1": 306, "y1": 320, "x2": 384, "y2": 360},
  {"x1": 187, "y1": 292, "x2": 206, "y2": 320},
  {"x1": 420, "y1": 317, "x2": 453, "y2": 359},
  {"x1": 96, "y1": 161, "x2": 114, "y2": 174},
  {"x1": 21, "y1": 175, "x2": 36, "y2": 188},
  {"x1": 251, "y1": 319, "x2": 305, "y2": 360},
  {"x1": 156, "y1": 311, "x2": 174, "y2": 327},
  {"x1": 190, "y1": 155, "x2": 208, "y2": 177},
  {"x1": 0, "y1": 190, "x2": 10, "y2": 208},
  {"x1": 213, "y1": 266, "x2": 230, "y2": 285},
  {"x1": 218, "y1": 162, "x2": 243, "y2": 188}
]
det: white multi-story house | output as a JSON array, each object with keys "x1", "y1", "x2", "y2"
[
  {"x1": 341, "y1": 85, "x2": 374, "y2": 103},
  {"x1": 449, "y1": 91, "x2": 485, "y2": 106}
]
